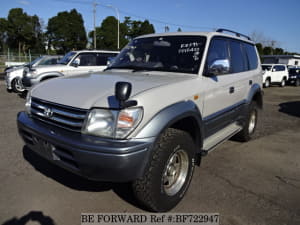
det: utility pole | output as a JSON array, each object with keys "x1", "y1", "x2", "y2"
[{"x1": 93, "y1": 1, "x2": 98, "y2": 49}]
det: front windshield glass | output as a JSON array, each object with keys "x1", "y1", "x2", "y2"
[
  {"x1": 58, "y1": 51, "x2": 76, "y2": 65},
  {"x1": 262, "y1": 65, "x2": 272, "y2": 71},
  {"x1": 108, "y1": 36, "x2": 206, "y2": 74},
  {"x1": 29, "y1": 56, "x2": 42, "y2": 66}
]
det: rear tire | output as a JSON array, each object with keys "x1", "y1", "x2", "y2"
[
  {"x1": 12, "y1": 78, "x2": 25, "y2": 93},
  {"x1": 132, "y1": 128, "x2": 196, "y2": 212},
  {"x1": 234, "y1": 102, "x2": 258, "y2": 142}
]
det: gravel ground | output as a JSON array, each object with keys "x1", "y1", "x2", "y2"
[{"x1": 0, "y1": 80, "x2": 299, "y2": 225}]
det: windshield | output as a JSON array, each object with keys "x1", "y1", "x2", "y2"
[
  {"x1": 262, "y1": 65, "x2": 272, "y2": 71},
  {"x1": 58, "y1": 51, "x2": 76, "y2": 65},
  {"x1": 108, "y1": 36, "x2": 206, "y2": 74},
  {"x1": 29, "y1": 56, "x2": 43, "y2": 67}
]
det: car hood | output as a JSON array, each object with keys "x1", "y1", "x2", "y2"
[
  {"x1": 31, "y1": 71, "x2": 196, "y2": 109},
  {"x1": 31, "y1": 64, "x2": 67, "y2": 73}
]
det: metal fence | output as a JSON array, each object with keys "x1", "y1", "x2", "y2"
[{"x1": 0, "y1": 52, "x2": 42, "y2": 67}]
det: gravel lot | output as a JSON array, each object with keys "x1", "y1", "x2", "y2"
[{"x1": 0, "y1": 79, "x2": 299, "y2": 225}]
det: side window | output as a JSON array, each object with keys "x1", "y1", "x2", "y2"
[
  {"x1": 229, "y1": 40, "x2": 246, "y2": 73},
  {"x1": 75, "y1": 54, "x2": 97, "y2": 66},
  {"x1": 274, "y1": 65, "x2": 284, "y2": 71},
  {"x1": 95, "y1": 53, "x2": 118, "y2": 66},
  {"x1": 244, "y1": 43, "x2": 258, "y2": 70},
  {"x1": 206, "y1": 38, "x2": 229, "y2": 74}
]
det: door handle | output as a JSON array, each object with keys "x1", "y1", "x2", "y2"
[{"x1": 229, "y1": 87, "x2": 235, "y2": 94}]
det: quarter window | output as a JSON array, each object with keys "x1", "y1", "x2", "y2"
[{"x1": 244, "y1": 43, "x2": 258, "y2": 70}]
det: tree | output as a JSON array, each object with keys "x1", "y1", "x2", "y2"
[
  {"x1": 263, "y1": 46, "x2": 273, "y2": 55},
  {"x1": 6, "y1": 8, "x2": 44, "y2": 54},
  {"x1": 89, "y1": 16, "x2": 155, "y2": 50},
  {"x1": 255, "y1": 43, "x2": 263, "y2": 55},
  {"x1": 47, "y1": 9, "x2": 87, "y2": 53},
  {"x1": 0, "y1": 18, "x2": 8, "y2": 52},
  {"x1": 273, "y1": 48, "x2": 284, "y2": 55},
  {"x1": 124, "y1": 17, "x2": 155, "y2": 40}
]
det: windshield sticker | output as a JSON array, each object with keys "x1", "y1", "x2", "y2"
[{"x1": 178, "y1": 42, "x2": 201, "y2": 54}]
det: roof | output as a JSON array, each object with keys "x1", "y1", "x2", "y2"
[
  {"x1": 136, "y1": 31, "x2": 255, "y2": 44},
  {"x1": 262, "y1": 55, "x2": 300, "y2": 59},
  {"x1": 73, "y1": 50, "x2": 120, "y2": 54},
  {"x1": 261, "y1": 64, "x2": 286, "y2": 66}
]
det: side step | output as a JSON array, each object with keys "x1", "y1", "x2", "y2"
[{"x1": 202, "y1": 122, "x2": 242, "y2": 152}]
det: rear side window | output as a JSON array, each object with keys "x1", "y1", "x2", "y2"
[
  {"x1": 96, "y1": 53, "x2": 118, "y2": 66},
  {"x1": 229, "y1": 41, "x2": 246, "y2": 73},
  {"x1": 244, "y1": 43, "x2": 258, "y2": 70},
  {"x1": 76, "y1": 53, "x2": 97, "y2": 66}
]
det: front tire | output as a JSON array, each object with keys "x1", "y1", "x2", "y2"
[
  {"x1": 263, "y1": 78, "x2": 270, "y2": 88},
  {"x1": 280, "y1": 78, "x2": 286, "y2": 87},
  {"x1": 295, "y1": 79, "x2": 300, "y2": 87},
  {"x1": 234, "y1": 102, "x2": 258, "y2": 142},
  {"x1": 132, "y1": 128, "x2": 196, "y2": 212},
  {"x1": 12, "y1": 78, "x2": 25, "y2": 93}
]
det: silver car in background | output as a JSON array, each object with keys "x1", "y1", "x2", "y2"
[{"x1": 5, "y1": 55, "x2": 62, "y2": 93}]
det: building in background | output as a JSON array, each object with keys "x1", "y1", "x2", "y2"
[{"x1": 262, "y1": 55, "x2": 300, "y2": 67}]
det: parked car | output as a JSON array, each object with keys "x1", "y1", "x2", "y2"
[
  {"x1": 288, "y1": 68, "x2": 300, "y2": 86},
  {"x1": 17, "y1": 29, "x2": 263, "y2": 212},
  {"x1": 262, "y1": 64, "x2": 288, "y2": 88},
  {"x1": 22, "y1": 50, "x2": 119, "y2": 90},
  {"x1": 5, "y1": 55, "x2": 62, "y2": 93}
]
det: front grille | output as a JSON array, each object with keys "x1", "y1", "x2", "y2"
[{"x1": 31, "y1": 97, "x2": 88, "y2": 132}]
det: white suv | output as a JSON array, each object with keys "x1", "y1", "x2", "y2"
[
  {"x1": 262, "y1": 64, "x2": 288, "y2": 87},
  {"x1": 18, "y1": 29, "x2": 263, "y2": 212},
  {"x1": 22, "y1": 50, "x2": 119, "y2": 89}
]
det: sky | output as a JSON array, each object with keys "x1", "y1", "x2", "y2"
[{"x1": 1, "y1": 0, "x2": 300, "y2": 53}]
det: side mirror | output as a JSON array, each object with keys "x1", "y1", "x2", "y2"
[
  {"x1": 272, "y1": 68, "x2": 276, "y2": 72},
  {"x1": 115, "y1": 82, "x2": 138, "y2": 109},
  {"x1": 207, "y1": 59, "x2": 230, "y2": 76},
  {"x1": 71, "y1": 58, "x2": 80, "y2": 67}
]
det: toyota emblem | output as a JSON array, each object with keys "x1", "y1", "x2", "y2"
[{"x1": 44, "y1": 107, "x2": 53, "y2": 118}]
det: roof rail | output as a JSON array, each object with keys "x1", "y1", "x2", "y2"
[{"x1": 216, "y1": 28, "x2": 251, "y2": 41}]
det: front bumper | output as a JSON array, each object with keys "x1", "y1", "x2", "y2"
[
  {"x1": 17, "y1": 111, "x2": 154, "y2": 182},
  {"x1": 5, "y1": 74, "x2": 12, "y2": 90},
  {"x1": 287, "y1": 77, "x2": 299, "y2": 84}
]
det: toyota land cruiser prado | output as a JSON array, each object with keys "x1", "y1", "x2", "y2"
[{"x1": 17, "y1": 29, "x2": 263, "y2": 212}]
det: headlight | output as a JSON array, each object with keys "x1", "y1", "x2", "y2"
[
  {"x1": 82, "y1": 107, "x2": 143, "y2": 139},
  {"x1": 25, "y1": 91, "x2": 31, "y2": 115},
  {"x1": 24, "y1": 69, "x2": 36, "y2": 78},
  {"x1": 289, "y1": 76, "x2": 296, "y2": 79}
]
